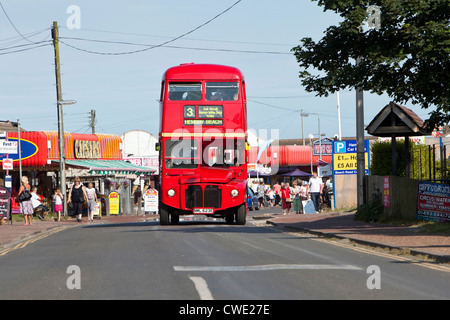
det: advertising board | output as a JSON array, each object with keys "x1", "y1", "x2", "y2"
[{"x1": 417, "y1": 181, "x2": 450, "y2": 222}]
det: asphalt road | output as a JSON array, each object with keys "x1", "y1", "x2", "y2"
[{"x1": 0, "y1": 216, "x2": 449, "y2": 301}]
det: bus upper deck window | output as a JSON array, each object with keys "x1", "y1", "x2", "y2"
[
  {"x1": 168, "y1": 82, "x2": 202, "y2": 101},
  {"x1": 206, "y1": 82, "x2": 239, "y2": 101}
]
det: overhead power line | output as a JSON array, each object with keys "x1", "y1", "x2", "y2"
[
  {"x1": 59, "y1": 37, "x2": 291, "y2": 55},
  {"x1": 60, "y1": 26, "x2": 293, "y2": 47},
  {"x1": 0, "y1": 42, "x2": 51, "y2": 55},
  {"x1": 0, "y1": 2, "x2": 40, "y2": 44},
  {"x1": 58, "y1": 0, "x2": 243, "y2": 55},
  {"x1": 0, "y1": 27, "x2": 50, "y2": 47}
]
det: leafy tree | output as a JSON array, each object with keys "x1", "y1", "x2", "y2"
[{"x1": 291, "y1": 0, "x2": 449, "y2": 130}]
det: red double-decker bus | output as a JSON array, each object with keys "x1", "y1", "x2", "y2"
[{"x1": 157, "y1": 63, "x2": 248, "y2": 225}]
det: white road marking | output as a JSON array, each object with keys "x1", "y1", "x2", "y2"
[
  {"x1": 188, "y1": 276, "x2": 214, "y2": 300},
  {"x1": 175, "y1": 264, "x2": 362, "y2": 272}
]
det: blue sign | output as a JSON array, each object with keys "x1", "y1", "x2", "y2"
[
  {"x1": 334, "y1": 140, "x2": 369, "y2": 154},
  {"x1": 332, "y1": 140, "x2": 370, "y2": 175},
  {"x1": 0, "y1": 137, "x2": 38, "y2": 162}
]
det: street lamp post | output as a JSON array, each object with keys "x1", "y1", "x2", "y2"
[
  {"x1": 309, "y1": 134, "x2": 314, "y2": 173},
  {"x1": 302, "y1": 112, "x2": 322, "y2": 159},
  {"x1": 57, "y1": 99, "x2": 76, "y2": 217}
]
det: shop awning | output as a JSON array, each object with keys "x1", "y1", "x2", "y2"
[{"x1": 55, "y1": 160, "x2": 156, "y2": 175}]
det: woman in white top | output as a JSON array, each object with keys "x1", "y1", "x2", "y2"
[{"x1": 86, "y1": 183, "x2": 97, "y2": 222}]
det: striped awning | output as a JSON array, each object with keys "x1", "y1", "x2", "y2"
[{"x1": 57, "y1": 159, "x2": 156, "y2": 175}]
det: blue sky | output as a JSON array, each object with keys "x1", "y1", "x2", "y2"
[{"x1": 0, "y1": 0, "x2": 431, "y2": 140}]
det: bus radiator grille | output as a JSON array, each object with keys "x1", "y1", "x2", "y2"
[{"x1": 204, "y1": 185, "x2": 221, "y2": 208}]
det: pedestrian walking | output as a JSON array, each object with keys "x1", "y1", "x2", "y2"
[
  {"x1": 18, "y1": 176, "x2": 33, "y2": 226},
  {"x1": 291, "y1": 181, "x2": 301, "y2": 214},
  {"x1": 257, "y1": 181, "x2": 265, "y2": 208},
  {"x1": 273, "y1": 182, "x2": 281, "y2": 206},
  {"x1": 53, "y1": 187, "x2": 63, "y2": 222},
  {"x1": 298, "y1": 181, "x2": 309, "y2": 213},
  {"x1": 308, "y1": 172, "x2": 323, "y2": 213},
  {"x1": 266, "y1": 188, "x2": 275, "y2": 207},
  {"x1": 86, "y1": 182, "x2": 97, "y2": 222},
  {"x1": 281, "y1": 183, "x2": 291, "y2": 215},
  {"x1": 68, "y1": 176, "x2": 88, "y2": 222}
]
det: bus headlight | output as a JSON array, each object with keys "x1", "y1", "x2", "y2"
[
  {"x1": 231, "y1": 189, "x2": 239, "y2": 198},
  {"x1": 167, "y1": 189, "x2": 175, "y2": 197}
]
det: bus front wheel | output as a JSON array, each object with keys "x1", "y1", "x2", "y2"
[
  {"x1": 235, "y1": 204, "x2": 246, "y2": 225},
  {"x1": 160, "y1": 203, "x2": 170, "y2": 225}
]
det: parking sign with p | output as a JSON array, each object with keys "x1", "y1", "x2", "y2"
[{"x1": 334, "y1": 141, "x2": 346, "y2": 154}]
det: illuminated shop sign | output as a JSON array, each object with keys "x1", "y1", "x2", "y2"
[{"x1": 74, "y1": 140, "x2": 100, "y2": 159}]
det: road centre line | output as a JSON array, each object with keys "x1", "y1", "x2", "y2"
[
  {"x1": 188, "y1": 276, "x2": 214, "y2": 300},
  {"x1": 174, "y1": 264, "x2": 362, "y2": 272}
]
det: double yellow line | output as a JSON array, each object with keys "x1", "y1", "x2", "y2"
[{"x1": 0, "y1": 225, "x2": 76, "y2": 257}]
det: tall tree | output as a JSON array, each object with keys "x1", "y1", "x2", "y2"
[{"x1": 291, "y1": 0, "x2": 449, "y2": 130}]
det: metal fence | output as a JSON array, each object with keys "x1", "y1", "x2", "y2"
[{"x1": 411, "y1": 142, "x2": 449, "y2": 183}]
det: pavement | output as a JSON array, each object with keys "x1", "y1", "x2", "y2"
[
  {"x1": 260, "y1": 210, "x2": 450, "y2": 264},
  {"x1": 1, "y1": 210, "x2": 449, "y2": 263}
]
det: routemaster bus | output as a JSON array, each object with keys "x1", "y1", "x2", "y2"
[{"x1": 157, "y1": 63, "x2": 248, "y2": 225}]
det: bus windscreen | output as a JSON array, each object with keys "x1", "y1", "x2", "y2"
[
  {"x1": 165, "y1": 139, "x2": 198, "y2": 168},
  {"x1": 206, "y1": 82, "x2": 239, "y2": 101},
  {"x1": 168, "y1": 82, "x2": 201, "y2": 101}
]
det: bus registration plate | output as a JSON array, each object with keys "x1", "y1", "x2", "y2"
[{"x1": 193, "y1": 208, "x2": 214, "y2": 214}]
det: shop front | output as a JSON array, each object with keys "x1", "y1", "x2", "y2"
[
  {"x1": 248, "y1": 144, "x2": 333, "y2": 185},
  {"x1": 0, "y1": 131, "x2": 155, "y2": 215}
]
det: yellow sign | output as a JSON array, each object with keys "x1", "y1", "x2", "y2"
[
  {"x1": 184, "y1": 119, "x2": 223, "y2": 126},
  {"x1": 108, "y1": 192, "x2": 120, "y2": 215},
  {"x1": 333, "y1": 153, "x2": 369, "y2": 171}
]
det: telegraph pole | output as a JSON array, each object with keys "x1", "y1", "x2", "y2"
[
  {"x1": 355, "y1": 58, "x2": 365, "y2": 209},
  {"x1": 52, "y1": 21, "x2": 67, "y2": 217},
  {"x1": 301, "y1": 109, "x2": 305, "y2": 145},
  {"x1": 90, "y1": 109, "x2": 96, "y2": 134}
]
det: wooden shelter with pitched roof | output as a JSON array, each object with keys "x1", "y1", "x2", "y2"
[{"x1": 366, "y1": 102, "x2": 431, "y2": 176}]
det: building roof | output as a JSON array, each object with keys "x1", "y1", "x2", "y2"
[
  {"x1": 365, "y1": 102, "x2": 430, "y2": 137},
  {"x1": 0, "y1": 120, "x2": 26, "y2": 133}
]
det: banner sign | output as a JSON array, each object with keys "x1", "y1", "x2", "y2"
[{"x1": 417, "y1": 182, "x2": 450, "y2": 222}]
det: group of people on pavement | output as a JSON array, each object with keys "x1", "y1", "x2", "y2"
[
  {"x1": 14, "y1": 175, "x2": 98, "y2": 225},
  {"x1": 249, "y1": 172, "x2": 333, "y2": 215}
]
